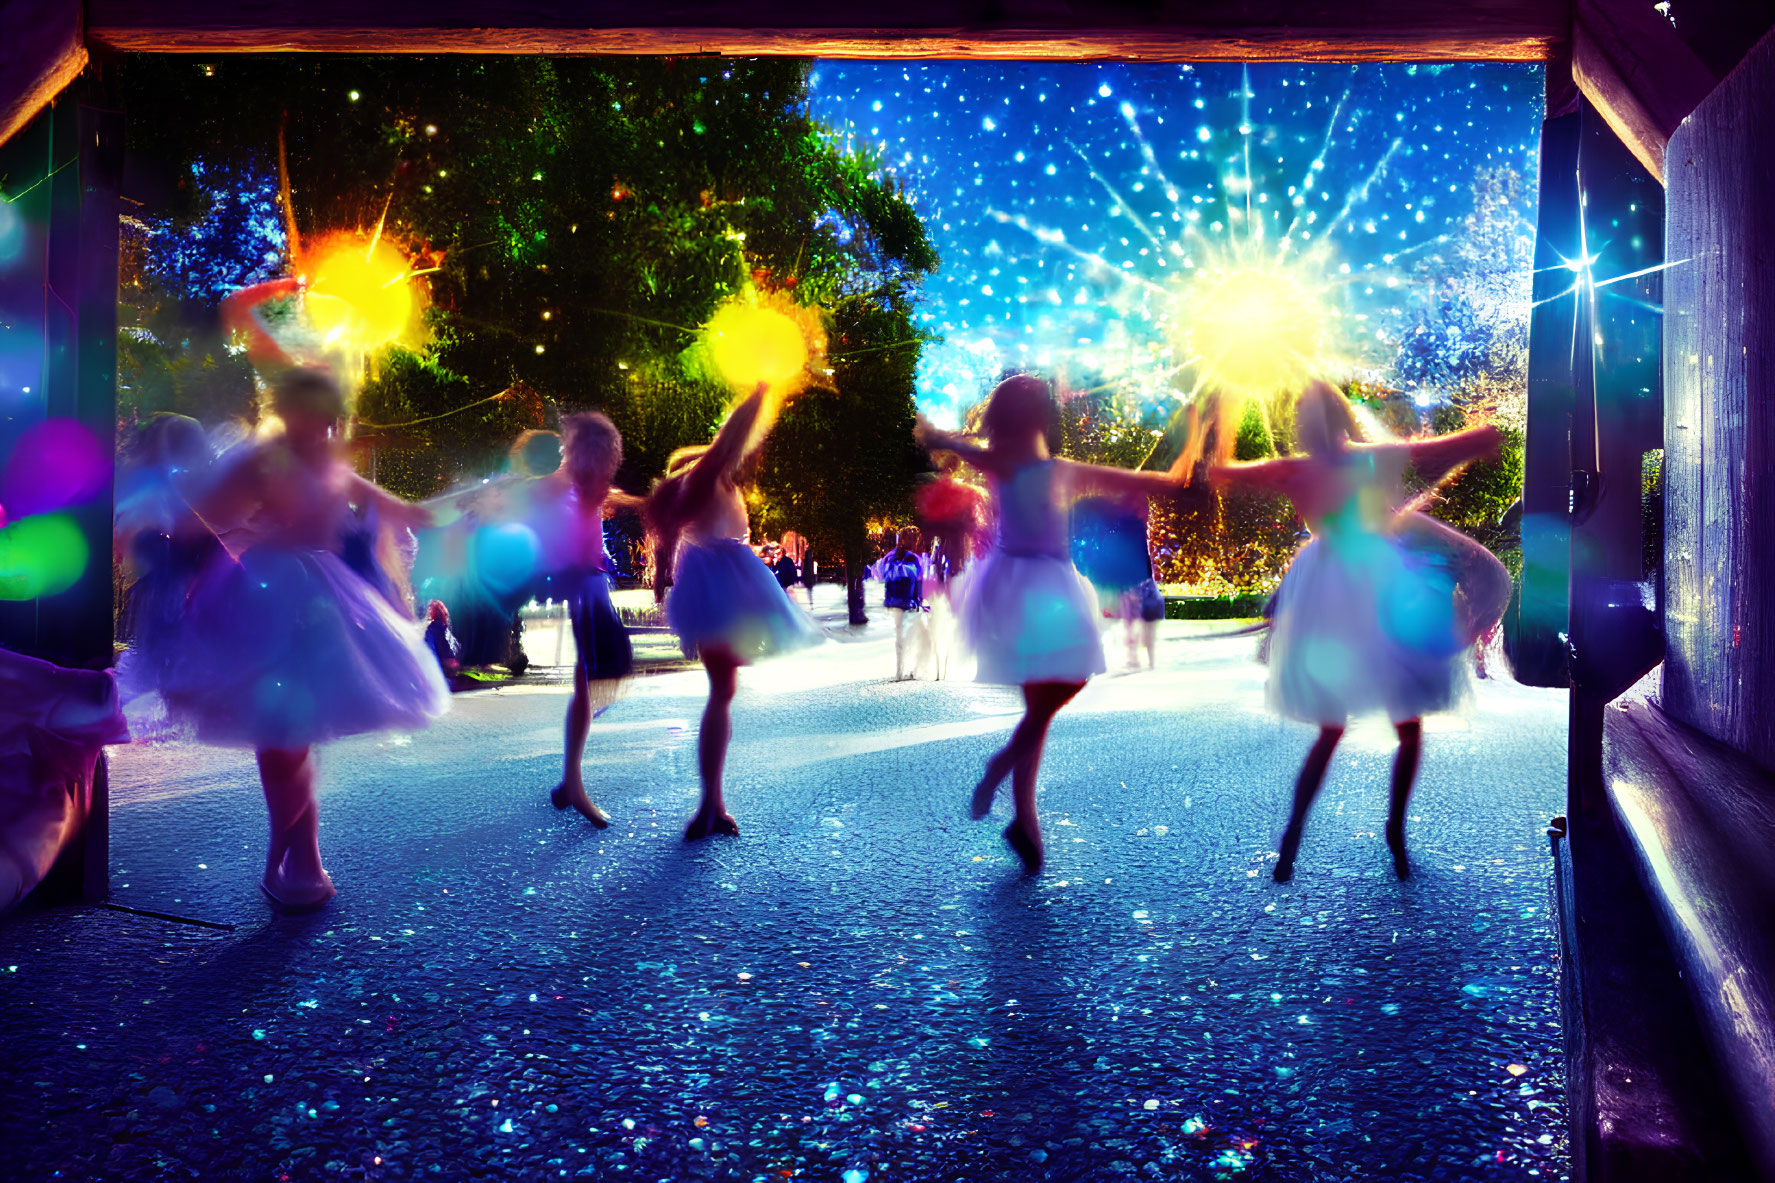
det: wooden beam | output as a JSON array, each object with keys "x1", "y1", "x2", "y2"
[
  {"x1": 84, "y1": 0, "x2": 1566, "y2": 61},
  {"x1": 0, "y1": 0, "x2": 86, "y2": 150},
  {"x1": 1572, "y1": 0, "x2": 1716, "y2": 182}
]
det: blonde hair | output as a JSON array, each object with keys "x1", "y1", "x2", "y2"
[{"x1": 1291, "y1": 380, "x2": 1366, "y2": 458}]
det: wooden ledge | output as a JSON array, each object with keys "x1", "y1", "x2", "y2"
[{"x1": 1603, "y1": 700, "x2": 1775, "y2": 1178}]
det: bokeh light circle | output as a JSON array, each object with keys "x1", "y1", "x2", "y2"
[
  {"x1": 1, "y1": 419, "x2": 109, "y2": 518},
  {"x1": 0, "y1": 513, "x2": 89, "y2": 600},
  {"x1": 472, "y1": 523, "x2": 542, "y2": 597}
]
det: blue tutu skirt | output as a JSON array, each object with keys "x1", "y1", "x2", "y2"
[
  {"x1": 666, "y1": 539, "x2": 822, "y2": 662},
  {"x1": 142, "y1": 545, "x2": 449, "y2": 749},
  {"x1": 1268, "y1": 533, "x2": 1469, "y2": 726},
  {"x1": 959, "y1": 549, "x2": 1107, "y2": 685}
]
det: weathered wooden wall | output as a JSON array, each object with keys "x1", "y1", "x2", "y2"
[{"x1": 1662, "y1": 28, "x2": 1775, "y2": 767}]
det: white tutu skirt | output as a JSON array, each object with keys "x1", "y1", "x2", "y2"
[
  {"x1": 132, "y1": 545, "x2": 450, "y2": 749},
  {"x1": 1267, "y1": 533, "x2": 1470, "y2": 726},
  {"x1": 666, "y1": 539, "x2": 822, "y2": 663},
  {"x1": 959, "y1": 550, "x2": 1107, "y2": 685}
]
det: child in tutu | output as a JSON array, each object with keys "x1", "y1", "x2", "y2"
[
  {"x1": 143, "y1": 368, "x2": 448, "y2": 911},
  {"x1": 115, "y1": 414, "x2": 226, "y2": 697},
  {"x1": 647, "y1": 383, "x2": 821, "y2": 840},
  {"x1": 524, "y1": 413, "x2": 638, "y2": 826},
  {"x1": 916, "y1": 375, "x2": 1186, "y2": 872},
  {"x1": 1204, "y1": 380, "x2": 1503, "y2": 882}
]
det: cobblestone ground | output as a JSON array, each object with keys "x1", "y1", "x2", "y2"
[{"x1": 1, "y1": 610, "x2": 1569, "y2": 1182}]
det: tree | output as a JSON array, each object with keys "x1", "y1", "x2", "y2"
[{"x1": 1392, "y1": 165, "x2": 1534, "y2": 572}]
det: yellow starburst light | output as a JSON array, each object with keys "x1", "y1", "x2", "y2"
[
  {"x1": 696, "y1": 288, "x2": 828, "y2": 443},
  {"x1": 1170, "y1": 249, "x2": 1335, "y2": 406},
  {"x1": 303, "y1": 232, "x2": 426, "y2": 354}
]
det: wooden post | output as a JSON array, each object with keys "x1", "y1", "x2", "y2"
[
  {"x1": 1662, "y1": 28, "x2": 1775, "y2": 768},
  {"x1": 1572, "y1": 0, "x2": 1716, "y2": 182},
  {"x1": 0, "y1": 81, "x2": 124, "y2": 906},
  {"x1": 1507, "y1": 110, "x2": 1580, "y2": 687},
  {"x1": 1563, "y1": 100, "x2": 1667, "y2": 821}
]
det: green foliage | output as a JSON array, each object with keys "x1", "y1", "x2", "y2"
[
  {"x1": 1232, "y1": 400, "x2": 1277, "y2": 461},
  {"x1": 1163, "y1": 593, "x2": 1267, "y2": 620},
  {"x1": 1057, "y1": 387, "x2": 1161, "y2": 469},
  {"x1": 1405, "y1": 401, "x2": 1525, "y2": 573},
  {"x1": 1642, "y1": 448, "x2": 1664, "y2": 580},
  {"x1": 1148, "y1": 484, "x2": 1300, "y2": 596}
]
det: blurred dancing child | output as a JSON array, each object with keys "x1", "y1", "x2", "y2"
[
  {"x1": 647, "y1": 383, "x2": 821, "y2": 839},
  {"x1": 527, "y1": 413, "x2": 638, "y2": 826},
  {"x1": 142, "y1": 368, "x2": 448, "y2": 911},
  {"x1": 1071, "y1": 490, "x2": 1158, "y2": 670},
  {"x1": 1204, "y1": 380, "x2": 1503, "y2": 882},
  {"x1": 917, "y1": 464, "x2": 988, "y2": 681},
  {"x1": 115, "y1": 414, "x2": 225, "y2": 697},
  {"x1": 916, "y1": 375, "x2": 1185, "y2": 872}
]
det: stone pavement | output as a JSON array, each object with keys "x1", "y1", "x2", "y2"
[{"x1": 0, "y1": 604, "x2": 1570, "y2": 1181}]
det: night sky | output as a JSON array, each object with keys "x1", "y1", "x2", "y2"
[{"x1": 807, "y1": 62, "x2": 1545, "y2": 424}]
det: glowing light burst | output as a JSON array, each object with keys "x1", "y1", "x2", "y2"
[
  {"x1": 948, "y1": 65, "x2": 1484, "y2": 428},
  {"x1": 299, "y1": 231, "x2": 429, "y2": 356},
  {"x1": 697, "y1": 289, "x2": 828, "y2": 435},
  {"x1": 1001, "y1": 66, "x2": 1402, "y2": 416},
  {"x1": 1169, "y1": 246, "x2": 1335, "y2": 404}
]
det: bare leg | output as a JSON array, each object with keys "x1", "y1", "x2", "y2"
[
  {"x1": 891, "y1": 607, "x2": 908, "y2": 680},
  {"x1": 552, "y1": 662, "x2": 610, "y2": 826},
  {"x1": 971, "y1": 681, "x2": 1083, "y2": 872},
  {"x1": 1141, "y1": 619, "x2": 1158, "y2": 669},
  {"x1": 686, "y1": 648, "x2": 742, "y2": 840},
  {"x1": 1121, "y1": 593, "x2": 1139, "y2": 668},
  {"x1": 256, "y1": 747, "x2": 335, "y2": 910},
  {"x1": 1386, "y1": 719, "x2": 1422, "y2": 878},
  {"x1": 930, "y1": 592, "x2": 952, "y2": 680},
  {"x1": 1274, "y1": 725, "x2": 1344, "y2": 883}
]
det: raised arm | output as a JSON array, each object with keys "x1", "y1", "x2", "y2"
[
  {"x1": 602, "y1": 488, "x2": 647, "y2": 517},
  {"x1": 914, "y1": 415, "x2": 995, "y2": 471},
  {"x1": 347, "y1": 472, "x2": 434, "y2": 532},
  {"x1": 221, "y1": 278, "x2": 304, "y2": 367},
  {"x1": 1056, "y1": 458, "x2": 1184, "y2": 501},
  {"x1": 1401, "y1": 424, "x2": 1503, "y2": 489},
  {"x1": 678, "y1": 382, "x2": 768, "y2": 507},
  {"x1": 1207, "y1": 455, "x2": 1305, "y2": 496}
]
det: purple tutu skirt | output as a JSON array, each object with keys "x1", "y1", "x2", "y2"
[{"x1": 133, "y1": 545, "x2": 449, "y2": 749}]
